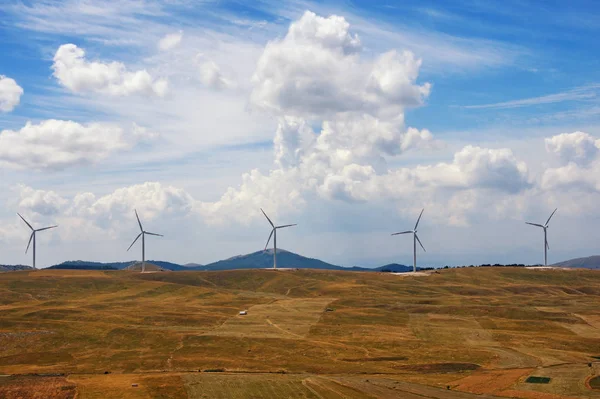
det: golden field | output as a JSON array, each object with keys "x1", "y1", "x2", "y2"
[{"x1": 1, "y1": 267, "x2": 600, "y2": 398}]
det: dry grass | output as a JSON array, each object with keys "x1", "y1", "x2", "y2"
[{"x1": 2, "y1": 267, "x2": 600, "y2": 397}]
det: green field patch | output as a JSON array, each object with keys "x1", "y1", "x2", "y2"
[
  {"x1": 589, "y1": 375, "x2": 600, "y2": 389},
  {"x1": 525, "y1": 376, "x2": 551, "y2": 384}
]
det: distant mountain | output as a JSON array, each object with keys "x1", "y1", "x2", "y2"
[
  {"x1": 553, "y1": 256, "x2": 600, "y2": 270},
  {"x1": 183, "y1": 263, "x2": 203, "y2": 268},
  {"x1": 49, "y1": 260, "x2": 188, "y2": 271},
  {"x1": 36, "y1": 251, "x2": 414, "y2": 273},
  {"x1": 0, "y1": 264, "x2": 33, "y2": 272},
  {"x1": 197, "y1": 249, "x2": 349, "y2": 271}
]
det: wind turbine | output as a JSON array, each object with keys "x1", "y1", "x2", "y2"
[
  {"x1": 17, "y1": 213, "x2": 58, "y2": 270},
  {"x1": 261, "y1": 208, "x2": 296, "y2": 269},
  {"x1": 127, "y1": 210, "x2": 163, "y2": 273},
  {"x1": 391, "y1": 209, "x2": 426, "y2": 273},
  {"x1": 526, "y1": 208, "x2": 557, "y2": 266}
]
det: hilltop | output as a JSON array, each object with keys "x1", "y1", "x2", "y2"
[
  {"x1": 554, "y1": 255, "x2": 600, "y2": 269},
  {"x1": 0, "y1": 264, "x2": 32, "y2": 272},
  {"x1": 198, "y1": 248, "x2": 347, "y2": 271},
  {"x1": 48, "y1": 259, "x2": 188, "y2": 271}
]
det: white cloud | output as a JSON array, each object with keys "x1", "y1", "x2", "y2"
[
  {"x1": 52, "y1": 44, "x2": 168, "y2": 96},
  {"x1": 541, "y1": 131, "x2": 600, "y2": 192},
  {"x1": 250, "y1": 11, "x2": 430, "y2": 118},
  {"x1": 8, "y1": 183, "x2": 196, "y2": 243},
  {"x1": 16, "y1": 185, "x2": 68, "y2": 217},
  {"x1": 158, "y1": 30, "x2": 183, "y2": 51},
  {"x1": 68, "y1": 182, "x2": 195, "y2": 224},
  {"x1": 0, "y1": 75, "x2": 24, "y2": 112},
  {"x1": 0, "y1": 119, "x2": 145, "y2": 170},
  {"x1": 199, "y1": 60, "x2": 235, "y2": 90},
  {"x1": 545, "y1": 131, "x2": 600, "y2": 166}
]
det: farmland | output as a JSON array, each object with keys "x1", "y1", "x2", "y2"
[{"x1": 1, "y1": 267, "x2": 600, "y2": 398}]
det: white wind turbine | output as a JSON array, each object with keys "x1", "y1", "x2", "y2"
[
  {"x1": 526, "y1": 208, "x2": 557, "y2": 266},
  {"x1": 17, "y1": 213, "x2": 58, "y2": 270},
  {"x1": 391, "y1": 209, "x2": 426, "y2": 273},
  {"x1": 127, "y1": 210, "x2": 163, "y2": 273},
  {"x1": 261, "y1": 208, "x2": 297, "y2": 269}
]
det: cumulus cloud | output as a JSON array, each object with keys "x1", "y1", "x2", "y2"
[
  {"x1": 0, "y1": 75, "x2": 24, "y2": 112},
  {"x1": 541, "y1": 131, "x2": 600, "y2": 192},
  {"x1": 16, "y1": 185, "x2": 68, "y2": 216},
  {"x1": 158, "y1": 31, "x2": 183, "y2": 51},
  {"x1": 68, "y1": 182, "x2": 195, "y2": 224},
  {"x1": 10, "y1": 183, "x2": 196, "y2": 242},
  {"x1": 545, "y1": 131, "x2": 600, "y2": 166},
  {"x1": 250, "y1": 11, "x2": 430, "y2": 118},
  {"x1": 199, "y1": 60, "x2": 235, "y2": 90},
  {"x1": 0, "y1": 119, "x2": 148, "y2": 170},
  {"x1": 52, "y1": 44, "x2": 168, "y2": 96}
]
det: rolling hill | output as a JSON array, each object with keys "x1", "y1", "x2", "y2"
[
  {"x1": 0, "y1": 264, "x2": 32, "y2": 272},
  {"x1": 48, "y1": 260, "x2": 188, "y2": 271},
  {"x1": 3, "y1": 250, "x2": 414, "y2": 272},
  {"x1": 197, "y1": 249, "x2": 348, "y2": 271},
  {"x1": 553, "y1": 255, "x2": 600, "y2": 269}
]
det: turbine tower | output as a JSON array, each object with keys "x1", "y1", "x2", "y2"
[
  {"x1": 391, "y1": 209, "x2": 426, "y2": 273},
  {"x1": 526, "y1": 208, "x2": 557, "y2": 266},
  {"x1": 17, "y1": 213, "x2": 58, "y2": 270},
  {"x1": 261, "y1": 208, "x2": 297, "y2": 269},
  {"x1": 127, "y1": 210, "x2": 163, "y2": 273}
]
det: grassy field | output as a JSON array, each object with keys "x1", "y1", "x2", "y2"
[{"x1": 1, "y1": 267, "x2": 600, "y2": 398}]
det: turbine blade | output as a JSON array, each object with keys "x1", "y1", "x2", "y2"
[
  {"x1": 415, "y1": 234, "x2": 426, "y2": 252},
  {"x1": 414, "y1": 208, "x2": 424, "y2": 230},
  {"x1": 260, "y1": 208, "x2": 275, "y2": 228},
  {"x1": 36, "y1": 225, "x2": 58, "y2": 232},
  {"x1": 25, "y1": 232, "x2": 34, "y2": 253},
  {"x1": 144, "y1": 232, "x2": 163, "y2": 237},
  {"x1": 525, "y1": 222, "x2": 544, "y2": 228},
  {"x1": 127, "y1": 233, "x2": 142, "y2": 251},
  {"x1": 276, "y1": 224, "x2": 297, "y2": 229},
  {"x1": 17, "y1": 213, "x2": 33, "y2": 230},
  {"x1": 545, "y1": 208, "x2": 557, "y2": 226},
  {"x1": 391, "y1": 230, "x2": 412, "y2": 236},
  {"x1": 264, "y1": 229, "x2": 274, "y2": 250},
  {"x1": 135, "y1": 209, "x2": 143, "y2": 232},
  {"x1": 546, "y1": 239, "x2": 550, "y2": 251}
]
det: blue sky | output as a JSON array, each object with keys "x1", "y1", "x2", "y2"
[{"x1": 1, "y1": 0, "x2": 599, "y2": 268}]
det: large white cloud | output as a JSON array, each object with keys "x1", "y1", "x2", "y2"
[
  {"x1": 52, "y1": 44, "x2": 168, "y2": 96},
  {"x1": 5, "y1": 183, "x2": 196, "y2": 245},
  {"x1": 0, "y1": 75, "x2": 24, "y2": 112},
  {"x1": 0, "y1": 119, "x2": 147, "y2": 170},
  {"x1": 545, "y1": 131, "x2": 600, "y2": 166},
  {"x1": 68, "y1": 182, "x2": 195, "y2": 223},
  {"x1": 250, "y1": 11, "x2": 430, "y2": 118},
  {"x1": 16, "y1": 185, "x2": 68, "y2": 217},
  {"x1": 541, "y1": 131, "x2": 600, "y2": 192},
  {"x1": 200, "y1": 12, "x2": 531, "y2": 225}
]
